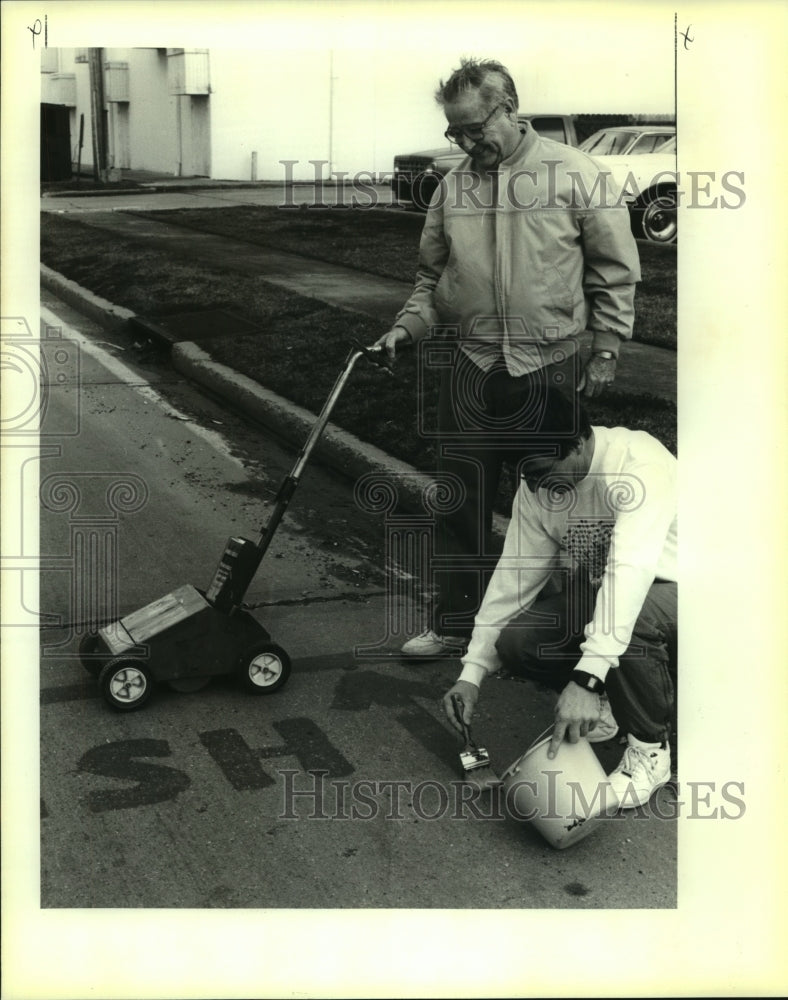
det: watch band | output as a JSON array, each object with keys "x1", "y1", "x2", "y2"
[
  {"x1": 593, "y1": 350, "x2": 616, "y2": 360},
  {"x1": 570, "y1": 669, "x2": 605, "y2": 694}
]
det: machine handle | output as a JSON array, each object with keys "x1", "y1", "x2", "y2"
[
  {"x1": 253, "y1": 341, "x2": 395, "y2": 556},
  {"x1": 350, "y1": 339, "x2": 397, "y2": 378}
]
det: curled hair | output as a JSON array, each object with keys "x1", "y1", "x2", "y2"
[
  {"x1": 435, "y1": 57, "x2": 519, "y2": 111},
  {"x1": 520, "y1": 387, "x2": 592, "y2": 461}
]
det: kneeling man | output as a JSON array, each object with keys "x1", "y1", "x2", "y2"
[{"x1": 443, "y1": 388, "x2": 677, "y2": 808}]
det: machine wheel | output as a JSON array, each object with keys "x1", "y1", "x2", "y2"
[
  {"x1": 99, "y1": 657, "x2": 155, "y2": 711},
  {"x1": 78, "y1": 631, "x2": 105, "y2": 677},
  {"x1": 238, "y1": 642, "x2": 291, "y2": 695}
]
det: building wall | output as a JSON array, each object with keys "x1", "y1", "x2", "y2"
[
  {"x1": 41, "y1": 49, "x2": 79, "y2": 166},
  {"x1": 40, "y1": 47, "x2": 451, "y2": 182},
  {"x1": 205, "y1": 48, "x2": 453, "y2": 182},
  {"x1": 123, "y1": 49, "x2": 178, "y2": 174},
  {"x1": 41, "y1": 48, "x2": 180, "y2": 176},
  {"x1": 208, "y1": 49, "x2": 332, "y2": 182}
]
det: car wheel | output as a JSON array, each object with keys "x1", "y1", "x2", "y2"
[
  {"x1": 238, "y1": 642, "x2": 291, "y2": 695},
  {"x1": 78, "y1": 631, "x2": 105, "y2": 677},
  {"x1": 637, "y1": 188, "x2": 677, "y2": 244},
  {"x1": 99, "y1": 657, "x2": 155, "y2": 711}
]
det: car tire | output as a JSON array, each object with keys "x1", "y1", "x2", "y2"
[
  {"x1": 634, "y1": 187, "x2": 678, "y2": 244},
  {"x1": 238, "y1": 641, "x2": 291, "y2": 695},
  {"x1": 99, "y1": 657, "x2": 155, "y2": 712}
]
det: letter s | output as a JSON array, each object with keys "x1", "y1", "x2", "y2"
[
  {"x1": 720, "y1": 171, "x2": 746, "y2": 209},
  {"x1": 78, "y1": 739, "x2": 190, "y2": 813},
  {"x1": 720, "y1": 780, "x2": 746, "y2": 820}
]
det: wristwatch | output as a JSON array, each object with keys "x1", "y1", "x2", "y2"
[
  {"x1": 570, "y1": 670, "x2": 605, "y2": 694},
  {"x1": 592, "y1": 350, "x2": 616, "y2": 361}
]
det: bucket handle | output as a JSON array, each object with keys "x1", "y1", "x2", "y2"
[
  {"x1": 526, "y1": 723, "x2": 556, "y2": 754},
  {"x1": 503, "y1": 723, "x2": 556, "y2": 781}
]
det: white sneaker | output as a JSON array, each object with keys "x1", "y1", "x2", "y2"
[
  {"x1": 587, "y1": 694, "x2": 619, "y2": 743},
  {"x1": 400, "y1": 629, "x2": 467, "y2": 658},
  {"x1": 608, "y1": 735, "x2": 671, "y2": 808}
]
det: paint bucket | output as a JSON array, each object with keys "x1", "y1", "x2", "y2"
[{"x1": 501, "y1": 729, "x2": 616, "y2": 849}]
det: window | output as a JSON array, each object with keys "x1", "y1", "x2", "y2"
[
  {"x1": 580, "y1": 131, "x2": 636, "y2": 155},
  {"x1": 629, "y1": 133, "x2": 673, "y2": 154},
  {"x1": 529, "y1": 116, "x2": 567, "y2": 143}
]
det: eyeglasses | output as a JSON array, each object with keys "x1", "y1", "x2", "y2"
[{"x1": 444, "y1": 103, "x2": 505, "y2": 146}]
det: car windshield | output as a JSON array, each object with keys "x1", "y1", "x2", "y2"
[
  {"x1": 579, "y1": 131, "x2": 636, "y2": 155},
  {"x1": 628, "y1": 132, "x2": 675, "y2": 153},
  {"x1": 579, "y1": 129, "x2": 675, "y2": 155}
]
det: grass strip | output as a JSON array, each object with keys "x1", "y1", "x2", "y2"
[
  {"x1": 41, "y1": 210, "x2": 676, "y2": 488},
  {"x1": 127, "y1": 205, "x2": 677, "y2": 351}
]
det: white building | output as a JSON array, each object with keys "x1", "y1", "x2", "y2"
[
  {"x1": 40, "y1": 47, "x2": 422, "y2": 183},
  {"x1": 41, "y1": 46, "x2": 674, "y2": 184}
]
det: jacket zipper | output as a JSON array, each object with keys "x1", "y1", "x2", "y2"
[{"x1": 492, "y1": 171, "x2": 505, "y2": 326}]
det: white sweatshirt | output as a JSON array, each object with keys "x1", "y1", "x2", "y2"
[{"x1": 458, "y1": 426, "x2": 678, "y2": 688}]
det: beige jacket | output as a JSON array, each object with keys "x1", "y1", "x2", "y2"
[{"x1": 394, "y1": 124, "x2": 642, "y2": 372}]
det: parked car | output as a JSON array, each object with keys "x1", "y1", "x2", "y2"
[
  {"x1": 578, "y1": 124, "x2": 675, "y2": 157},
  {"x1": 391, "y1": 113, "x2": 578, "y2": 210},
  {"x1": 579, "y1": 126, "x2": 677, "y2": 243}
]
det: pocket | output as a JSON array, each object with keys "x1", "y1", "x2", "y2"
[{"x1": 541, "y1": 265, "x2": 575, "y2": 318}]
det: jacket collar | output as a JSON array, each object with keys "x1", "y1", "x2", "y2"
[{"x1": 500, "y1": 121, "x2": 540, "y2": 169}]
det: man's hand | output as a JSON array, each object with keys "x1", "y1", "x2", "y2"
[
  {"x1": 443, "y1": 680, "x2": 479, "y2": 734},
  {"x1": 577, "y1": 354, "x2": 617, "y2": 399},
  {"x1": 373, "y1": 326, "x2": 412, "y2": 364},
  {"x1": 547, "y1": 681, "x2": 601, "y2": 759}
]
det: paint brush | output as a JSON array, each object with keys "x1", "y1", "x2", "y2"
[{"x1": 451, "y1": 694, "x2": 501, "y2": 791}]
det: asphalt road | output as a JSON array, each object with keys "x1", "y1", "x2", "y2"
[{"x1": 35, "y1": 289, "x2": 677, "y2": 910}]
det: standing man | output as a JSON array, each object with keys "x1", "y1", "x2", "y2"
[
  {"x1": 376, "y1": 58, "x2": 641, "y2": 657},
  {"x1": 442, "y1": 388, "x2": 678, "y2": 808}
]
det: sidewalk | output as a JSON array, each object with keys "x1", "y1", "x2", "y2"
[
  {"x1": 41, "y1": 175, "x2": 398, "y2": 212},
  {"x1": 44, "y1": 168, "x2": 395, "y2": 192},
  {"x1": 41, "y1": 197, "x2": 677, "y2": 404}
]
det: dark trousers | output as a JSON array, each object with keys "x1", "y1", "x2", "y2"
[
  {"x1": 432, "y1": 345, "x2": 580, "y2": 638},
  {"x1": 495, "y1": 577, "x2": 678, "y2": 743}
]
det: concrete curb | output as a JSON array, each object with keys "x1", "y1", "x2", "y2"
[
  {"x1": 41, "y1": 262, "x2": 509, "y2": 534},
  {"x1": 41, "y1": 263, "x2": 136, "y2": 334},
  {"x1": 171, "y1": 341, "x2": 441, "y2": 516}
]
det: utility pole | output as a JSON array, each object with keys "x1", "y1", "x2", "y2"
[{"x1": 87, "y1": 48, "x2": 108, "y2": 182}]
